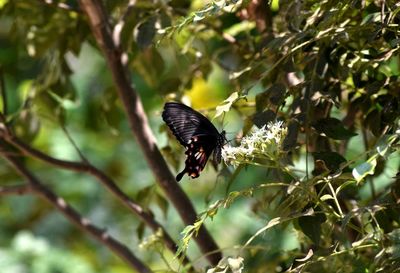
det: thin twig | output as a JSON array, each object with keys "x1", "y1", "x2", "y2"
[
  {"x1": 1, "y1": 149, "x2": 152, "y2": 273},
  {"x1": 0, "y1": 184, "x2": 32, "y2": 195},
  {"x1": 60, "y1": 124, "x2": 89, "y2": 164},
  {"x1": 6, "y1": 135, "x2": 90, "y2": 171},
  {"x1": 78, "y1": 0, "x2": 221, "y2": 265}
]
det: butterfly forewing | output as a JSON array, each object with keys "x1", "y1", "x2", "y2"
[
  {"x1": 162, "y1": 103, "x2": 220, "y2": 145},
  {"x1": 162, "y1": 102, "x2": 225, "y2": 181}
]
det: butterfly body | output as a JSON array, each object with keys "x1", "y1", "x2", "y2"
[{"x1": 162, "y1": 102, "x2": 225, "y2": 181}]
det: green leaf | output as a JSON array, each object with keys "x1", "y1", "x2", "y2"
[
  {"x1": 176, "y1": 217, "x2": 206, "y2": 259},
  {"x1": 225, "y1": 21, "x2": 256, "y2": 36},
  {"x1": 298, "y1": 214, "x2": 325, "y2": 245},
  {"x1": 313, "y1": 117, "x2": 357, "y2": 140},
  {"x1": 48, "y1": 90, "x2": 79, "y2": 110},
  {"x1": 267, "y1": 83, "x2": 286, "y2": 106},
  {"x1": 312, "y1": 151, "x2": 349, "y2": 173},
  {"x1": 214, "y1": 92, "x2": 240, "y2": 118},
  {"x1": 389, "y1": 38, "x2": 400, "y2": 48},
  {"x1": 136, "y1": 222, "x2": 145, "y2": 240},
  {"x1": 335, "y1": 180, "x2": 356, "y2": 195},
  {"x1": 14, "y1": 109, "x2": 41, "y2": 143},
  {"x1": 134, "y1": 16, "x2": 157, "y2": 49},
  {"x1": 193, "y1": 12, "x2": 205, "y2": 22},
  {"x1": 361, "y1": 12, "x2": 381, "y2": 25},
  {"x1": 375, "y1": 134, "x2": 397, "y2": 157},
  {"x1": 206, "y1": 201, "x2": 220, "y2": 219},
  {"x1": 230, "y1": 66, "x2": 251, "y2": 79},
  {"x1": 352, "y1": 159, "x2": 377, "y2": 183},
  {"x1": 155, "y1": 193, "x2": 169, "y2": 218},
  {"x1": 223, "y1": 189, "x2": 252, "y2": 208},
  {"x1": 386, "y1": 229, "x2": 400, "y2": 259},
  {"x1": 158, "y1": 77, "x2": 181, "y2": 95},
  {"x1": 365, "y1": 109, "x2": 382, "y2": 137},
  {"x1": 206, "y1": 256, "x2": 244, "y2": 273},
  {"x1": 320, "y1": 194, "x2": 334, "y2": 201},
  {"x1": 135, "y1": 185, "x2": 155, "y2": 208},
  {"x1": 252, "y1": 110, "x2": 276, "y2": 128}
]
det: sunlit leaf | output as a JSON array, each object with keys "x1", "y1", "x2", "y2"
[
  {"x1": 193, "y1": 12, "x2": 205, "y2": 22},
  {"x1": 335, "y1": 180, "x2": 356, "y2": 195},
  {"x1": 320, "y1": 194, "x2": 334, "y2": 201},
  {"x1": 225, "y1": 21, "x2": 255, "y2": 36},
  {"x1": 230, "y1": 67, "x2": 251, "y2": 80},
  {"x1": 375, "y1": 134, "x2": 398, "y2": 157},
  {"x1": 352, "y1": 159, "x2": 377, "y2": 183},
  {"x1": 48, "y1": 90, "x2": 79, "y2": 110},
  {"x1": 227, "y1": 257, "x2": 244, "y2": 273},
  {"x1": 214, "y1": 92, "x2": 239, "y2": 118}
]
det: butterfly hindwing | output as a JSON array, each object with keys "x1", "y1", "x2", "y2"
[
  {"x1": 162, "y1": 102, "x2": 225, "y2": 181},
  {"x1": 176, "y1": 135, "x2": 215, "y2": 181}
]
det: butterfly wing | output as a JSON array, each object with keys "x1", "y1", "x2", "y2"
[
  {"x1": 162, "y1": 102, "x2": 224, "y2": 181},
  {"x1": 162, "y1": 102, "x2": 220, "y2": 146},
  {"x1": 176, "y1": 134, "x2": 217, "y2": 181}
]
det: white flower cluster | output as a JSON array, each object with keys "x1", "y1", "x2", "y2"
[{"x1": 222, "y1": 121, "x2": 287, "y2": 167}]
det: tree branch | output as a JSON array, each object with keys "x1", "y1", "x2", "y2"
[
  {"x1": 2, "y1": 132, "x2": 191, "y2": 266},
  {"x1": 78, "y1": 0, "x2": 221, "y2": 264},
  {"x1": 1, "y1": 149, "x2": 152, "y2": 273}
]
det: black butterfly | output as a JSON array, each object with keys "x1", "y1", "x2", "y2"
[{"x1": 162, "y1": 102, "x2": 225, "y2": 181}]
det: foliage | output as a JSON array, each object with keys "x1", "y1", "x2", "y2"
[
  {"x1": 1, "y1": 0, "x2": 400, "y2": 273},
  {"x1": 0, "y1": 231, "x2": 95, "y2": 273}
]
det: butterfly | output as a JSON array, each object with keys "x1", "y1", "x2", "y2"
[{"x1": 162, "y1": 102, "x2": 226, "y2": 181}]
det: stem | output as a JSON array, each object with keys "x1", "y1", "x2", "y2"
[
  {"x1": 0, "y1": 184, "x2": 32, "y2": 195},
  {"x1": 327, "y1": 179, "x2": 344, "y2": 217}
]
